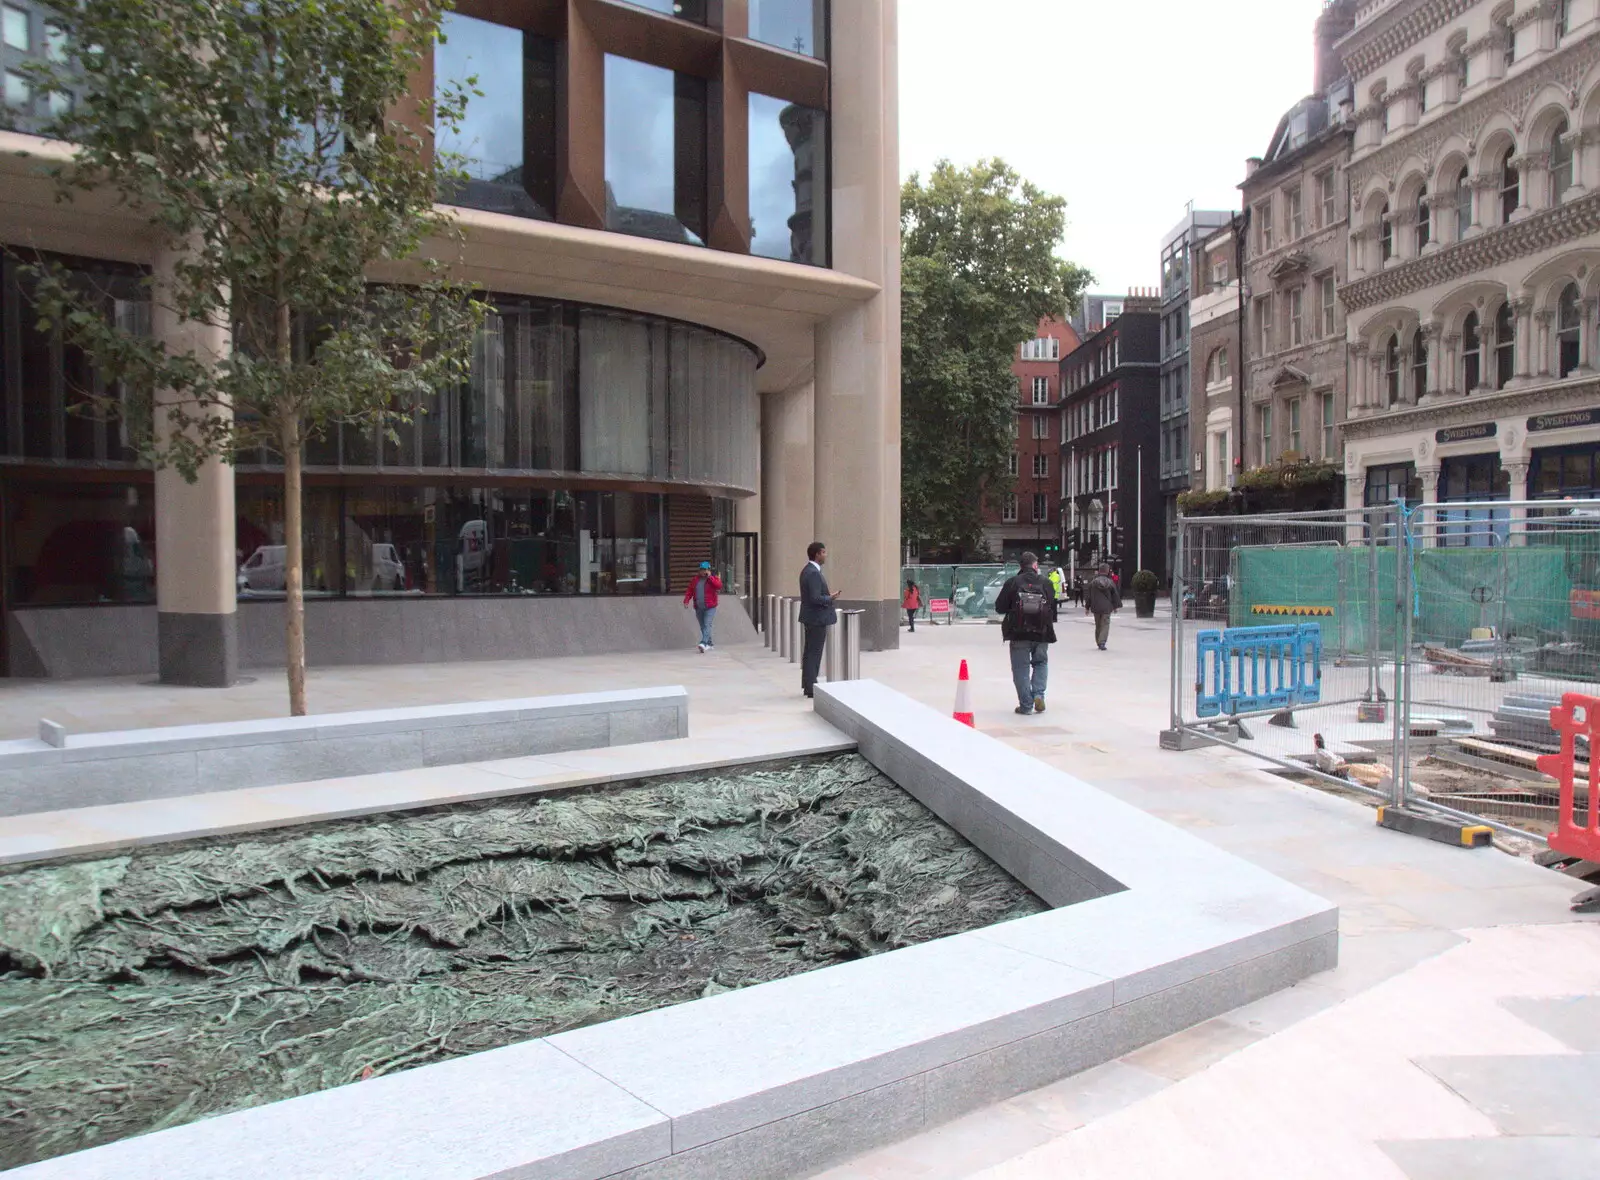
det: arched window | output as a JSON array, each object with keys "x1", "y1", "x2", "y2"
[
  {"x1": 1379, "y1": 202, "x2": 1393, "y2": 262},
  {"x1": 1499, "y1": 146, "x2": 1519, "y2": 224},
  {"x1": 1455, "y1": 166, "x2": 1472, "y2": 238},
  {"x1": 1411, "y1": 328, "x2": 1428, "y2": 400},
  {"x1": 1415, "y1": 185, "x2": 1430, "y2": 251},
  {"x1": 1385, "y1": 334, "x2": 1401, "y2": 406},
  {"x1": 1557, "y1": 0, "x2": 1570, "y2": 37},
  {"x1": 1558, "y1": 283, "x2": 1582, "y2": 377},
  {"x1": 1208, "y1": 346, "x2": 1230, "y2": 384},
  {"x1": 1462, "y1": 310, "x2": 1481, "y2": 391},
  {"x1": 1549, "y1": 118, "x2": 1573, "y2": 204},
  {"x1": 1494, "y1": 301, "x2": 1515, "y2": 387}
]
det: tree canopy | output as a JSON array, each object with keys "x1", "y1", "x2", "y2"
[
  {"x1": 901, "y1": 159, "x2": 1090, "y2": 554},
  {"x1": 18, "y1": 0, "x2": 487, "y2": 713}
]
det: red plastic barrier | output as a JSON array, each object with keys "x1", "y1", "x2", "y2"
[{"x1": 1538, "y1": 693, "x2": 1600, "y2": 863}]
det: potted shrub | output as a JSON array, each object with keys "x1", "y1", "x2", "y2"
[{"x1": 1131, "y1": 569, "x2": 1159, "y2": 618}]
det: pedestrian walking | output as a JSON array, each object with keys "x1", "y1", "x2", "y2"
[
  {"x1": 994, "y1": 550, "x2": 1057, "y2": 716},
  {"x1": 1048, "y1": 565, "x2": 1066, "y2": 602},
  {"x1": 683, "y1": 561, "x2": 721, "y2": 652},
  {"x1": 1084, "y1": 561, "x2": 1122, "y2": 651},
  {"x1": 902, "y1": 579, "x2": 922, "y2": 632},
  {"x1": 798, "y1": 541, "x2": 842, "y2": 698}
]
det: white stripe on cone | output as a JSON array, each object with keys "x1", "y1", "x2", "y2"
[{"x1": 952, "y1": 658, "x2": 975, "y2": 727}]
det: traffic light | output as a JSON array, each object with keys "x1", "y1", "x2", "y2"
[{"x1": 1112, "y1": 527, "x2": 1126, "y2": 555}]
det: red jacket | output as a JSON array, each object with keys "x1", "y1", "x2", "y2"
[{"x1": 684, "y1": 573, "x2": 722, "y2": 609}]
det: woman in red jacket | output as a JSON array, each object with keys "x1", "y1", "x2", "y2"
[
  {"x1": 902, "y1": 579, "x2": 922, "y2": 632},
  {"x1": 683, "y1": 561, "x2": 722, "y2": 652}
]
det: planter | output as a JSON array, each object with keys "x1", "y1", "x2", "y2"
[{"x1": 1134, "y1": 591, "x2": 1156, "y2": 618}]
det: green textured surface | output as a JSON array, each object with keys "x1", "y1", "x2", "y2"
[{"x1": 0, "y1": 754, "x2": 1043, "y2": 1168}]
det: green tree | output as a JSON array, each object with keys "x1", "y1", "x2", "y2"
[
  {"x1": 18, "y1": 0, "x2": 487, "y2": 714},
  {"x1": 901, "y1": 159, "x2": 1090, "y2": 554}
]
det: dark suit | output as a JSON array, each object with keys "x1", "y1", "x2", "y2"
[{"x1": 799, "y1": 561, "x2": 837, "y2": 696}]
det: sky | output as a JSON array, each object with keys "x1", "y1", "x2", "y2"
[{"x1": 900, "y1": 0, "x2": 1332, "y2": 299}]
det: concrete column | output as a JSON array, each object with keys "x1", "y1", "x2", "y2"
[
  {"x1": 1513, "y1": 297, "x2": 1534, "y2": 382},
  {"x1": 1418, "y1": 465, "x2": 1440, "y2": 547},
  {"x1": 1351, "y1": 344, "x2": 1369, "y2": 410},
  {"x1": 1423, "y1": 323, "x2": 1442, "y2": 398},
  {"x1": 1345, "y1": 472, "x2": 1364, "y2": 513},
  {"x1": 759, "y1": 381, "x2": 815, "y2": 612},
  {"x1": 152, "y1": 247, "x2": 237, "y2": 686},
  {"x1": 1579, "y1": 297, "x2": 1597, "y2": 373},
  {"x1": 1506, "y1": 459, "x2": 1530, "y2": 546},
  {"x1": 1535, "y1": 311, "x2": 1553, "y2": 378},
  {"x1": 1443, "y1": 334, "x2": 1461, "y2": 395},
  {"x1": 814, "y1": 0, "x2": 900, "y2": 651}
]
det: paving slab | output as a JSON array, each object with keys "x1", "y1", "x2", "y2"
[
  {"x1": 1415, "y1": 1053, "x2": 1600, "y2": 1135},
  {"x1": 1500, "y1": 995, "x2": 1600, "y2": 1051},
  {"x1": 1378, "y1": 1137, "x2": 1600, "y2": 1180}
]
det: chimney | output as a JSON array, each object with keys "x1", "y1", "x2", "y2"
[
  {"x1": 1314, "y1": 1, "x2": 1357, "y2": 94},
  {"x1": 1245, "y1": 157, "x2": 1263, "y2": 178}
]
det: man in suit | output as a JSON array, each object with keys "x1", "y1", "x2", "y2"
[{"x1": 799, "y1": 540, "x2": 841, "y2": 698}]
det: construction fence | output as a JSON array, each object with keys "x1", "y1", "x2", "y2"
[
  {"x1": 899, "y1": 564, "x2": 1019, "y2": 623},
  {"x1": 1164, "y1": 499, "x2": 1600, "y2": 840}
]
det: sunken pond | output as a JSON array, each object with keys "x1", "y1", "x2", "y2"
[{"x1": 0, "y1": 754, "x2": 1043, "y2": 1168}]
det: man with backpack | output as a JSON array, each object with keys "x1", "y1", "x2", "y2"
[{"x1": 994, "y1": 551, "x2": 1058, "y2": 716}]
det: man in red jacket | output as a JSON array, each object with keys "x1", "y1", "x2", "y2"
[{"x1": 683, "y1": 561, "x2": 722, "y2": 652}]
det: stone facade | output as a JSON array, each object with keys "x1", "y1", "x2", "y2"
[
  {"x1": 1190, "y1": 221, "x2": 1244, "y2": 493},
  {"x1": 1338, "y1": 0, "x2": 1600, "y2": 510},
  {"x1": 1242, "y1": 103, "x2": 1356, "y2": 475}
]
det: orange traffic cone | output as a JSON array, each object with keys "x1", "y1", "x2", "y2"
[{"x1": 952, "y1": 659, "x2": 975, "y2": 727}]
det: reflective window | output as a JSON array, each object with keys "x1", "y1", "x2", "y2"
[
  {"x1": 236, "y1": 485, "x2": 342, "y2": 598},
  {"x1": 749, "y1": 93, "x2": 827, "y2": 265},
  {"x1": 748, "y1": 0, "x2": 826, "y2": 59},
  {"x1": 1494, "y1": 302, "x2": 1515, "y2": 388},
  {"x1": 579, "y1": 309, "x2": 667, "y2": 477},
  {"x1": 604, "y1": 55, "x2": 707, "y2": 246},
  {"x1": 1558, "y1": 284, "x2": 1582, "y2": 378},
  {"x1": 624, "y1": 0, "x2": 707, "y2": 21},
  {"x1": 5, "y1": 480, "x2": 154, "y2": 605},
  {"x1": 435, "y1": 12, "x2": 557, "y2": 220},
  {"x1": 1462, "y1": 310, "x2": 1481, "y2": 391}
]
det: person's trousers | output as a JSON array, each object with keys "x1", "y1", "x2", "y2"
[
  {"x1": 1009, "y1": 640, "x2": 1050, "y2": 708},
  {"x1": 906, "y1": 608, "x2": 917, "y2": 632},
  {"x1": 801, "y1": 623, "x2": 829, "y2": 694},
  {"x1": 1094, "y1": 612, "x2": 1112, "y2": 647},
  {"x1": 695, "y1": 606, "x2": 716, "y2": 647}
]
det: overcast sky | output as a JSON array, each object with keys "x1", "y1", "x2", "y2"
[{"x1": 900, "y1": 0, "x2": 1331, "y2": 299}]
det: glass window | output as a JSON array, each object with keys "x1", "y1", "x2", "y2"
[
  {"x1": 1289, "y1": 287, "x2": 1304, "y2": 346},
  {"x1": 1499, "y1": 146, "x2": 1519, "y2": 224},
  {"x1": 1031, "y1": 492, "x2": 1048, "y2": 523},
  {"x1": 1455, "y1": 166, "x2": 1472, "y2": 238},
  {"x1": 625, "y1": 0, "x2": 708, "y2": 21},
  {"x1": 604, "y1": 55, "x2": 707, "y2": 246},
  {"x1": 1494, "y1": 302, "x2": 1515, "y2": 388},
  {"x1": 1032, "y1": 375, "x2": 1049, "y2": 405},
  {"x1": 1257, "y1": 403, "x2": 1272, "y2": 465},
  {"x1": 1411, "y1": 328, "x2": 1427, "y2": 400},
  {"x1": 1320, "y1": 391, "x2": 1335, "y2": 458},
  {"x1": 1550, "y1": 119, "x2": 1573, "y2": 203},
  {"x1": 1379, "y1": 202, "x2": 1393, "y2": 261},
  {"x1": 4, "y1": 69, "x2": 29, "y2": 109},
  {"x1": 748, "y1": 93, "x2": 827, "y2": 265},
  {"x1": 1320, "y1": 273, "x2": 1337, "y2": 338},
  {"x1": 1558, "y1": 283, "x2": 1582, "y2": 378},
  {"x1": 1364, "y1": 462, "x2": 1420, "y2": 508},
  {"x1": 1318, "y1": 170, "x2": 1336, "y2": 227},
  {"x1": 1258, "y1": 295, "x2": 1273, "y2": 354},
  {"x1": 6, "y1": 481, "x2": 154, "y2": 605},
  {"x1": 1415, "y1": 186, "x2": 1430, "y2": 251},
  {"x1": 1008, "y1": 451, "x2": 1018, "y2": 476},
  {"x1": 1287, "y1": 398, "x2": 1302, "y2": 454},
  {"x1": 434, "y1": 13, "x2": 557, "y2": 220},
  {"x1": 2, "y1": 5, "x2": 26, "y2": 50},
  {"x1": 1256, "y1": 200, "x2": 1274, "y2": 253},
  {"x1": 236, "y1": 484, "x2": 342, "y2": 599},
  {"x1": 1287, "y1": 187, "x2": 1303, "y2": 240},
  {"x1": 748, "y1": 0, "x2": 826, "y2": 59},
  {"x1": 1385, "y1": 334, "x2": 1401, "y2": 405},
  {"x1": 1462, "y1": 310, "x2": 1481, "y2": 391},
  {"x1": 579, "y1": 309, "x2": 666, "y2": 477}
]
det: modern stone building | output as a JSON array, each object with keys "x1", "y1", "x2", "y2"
[
  {"x1": 1240, "y1": 2, "x2": 1357, "y2": 478},
  {"x1": 1337, "y1": 0, "x2": 1600, "y2": 519},
  {"x1": 1191, "y1": 219, "x2": 1245, "y2": 493},
  {"x1": 975, "y1": 316, "x2": 1081, "y2": 562},
  {"x1": 1158, "y1": 207, "x2": 1235, "y2": 570},
  {"x1": 0, "y1": 0, "x2": 902, "y2": 680},
  {"x1": 1060, "y1": 295, "x2": 1165, "y2": 581}
]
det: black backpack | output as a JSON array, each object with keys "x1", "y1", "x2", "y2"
[{"x1": 1012, "y1": 576, "x2": 1050, "y2": 639}]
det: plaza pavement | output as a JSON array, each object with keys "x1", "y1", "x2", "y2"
[{"x1": 0, "y1": 607, "x2": 1594, "y2": 1179}]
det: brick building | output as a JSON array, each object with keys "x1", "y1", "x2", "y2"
[{"x1": 976, "y1": 317, "x2": 1082, "y2": 561}]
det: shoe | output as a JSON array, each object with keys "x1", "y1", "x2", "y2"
[
  {"x1": 1034, "y1": 698, "x2": 1046, "y2": 713},
  {"x1": 1098, "y1": 644, "x2": 1107, "y2": 651},
  {"x1": 697, "y1": 643, "x2": 707, "y2": 653},
  {"x1": 1014, "y1": 705, "x2": 1033, "y2": 715}
]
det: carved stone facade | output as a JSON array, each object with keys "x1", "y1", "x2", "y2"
[{"x1": 1338, "y1": 0, "x2": 1600, "y2": 508}]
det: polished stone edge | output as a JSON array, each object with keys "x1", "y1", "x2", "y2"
[
  {"x1": 0, "y1": 687, "x2": 689, "y2": 818},
  {"x1": 7, "y1": 681, "x2": 1337, "y2": 1180},
  {"x1": 157, "y1": 610, "x2": 238, "y2": 688}
]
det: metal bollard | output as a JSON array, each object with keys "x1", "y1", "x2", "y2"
[
  {"x1": 764, "y1": 594, "x2": 778, "y2": 648},
  {"x1": 840, "y1": 610, "x2": 863, "y2": 680},
  {"x1": 788, "y1": 598, "x2": 801, "y2": 664},
  {"x1": 776, "y1": 597, "x2": 790, "y2": 658},
  {"x1": 823, "y1": 623, "x2": 841, "y2": 684}
]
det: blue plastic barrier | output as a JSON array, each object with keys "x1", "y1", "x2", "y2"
[{"x1": 1195, "y1": 623, "x2": 1322, "y2": 718}]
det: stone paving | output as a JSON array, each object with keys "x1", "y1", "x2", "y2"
[{"x1": 1, "y1": 605, "x2": 1595, "y2": 1178}]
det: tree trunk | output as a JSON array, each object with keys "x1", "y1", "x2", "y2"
[{"x1": 278, "y1": 304, "x2": 308, "y2": 717}]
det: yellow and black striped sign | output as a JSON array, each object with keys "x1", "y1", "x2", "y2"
[{"x1": 1250, "y1": 604, "x2": 1334, "y2": 617}]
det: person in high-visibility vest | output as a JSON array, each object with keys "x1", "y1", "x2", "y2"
[{"x1": 1048, "y1": 566, "x2": 1066, "y2": 601}]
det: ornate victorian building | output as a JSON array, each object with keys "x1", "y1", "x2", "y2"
[
  {"x1": 1338, "y1": 0, "x2": 1600, "y2": 514},
  {"x1": 1240, "y1": 1, "x2": 1358, "y2": 479}
]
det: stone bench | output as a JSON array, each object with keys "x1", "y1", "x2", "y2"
[{"x1": 0, "y1": 687, "x2": 688, "y2": 817}]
